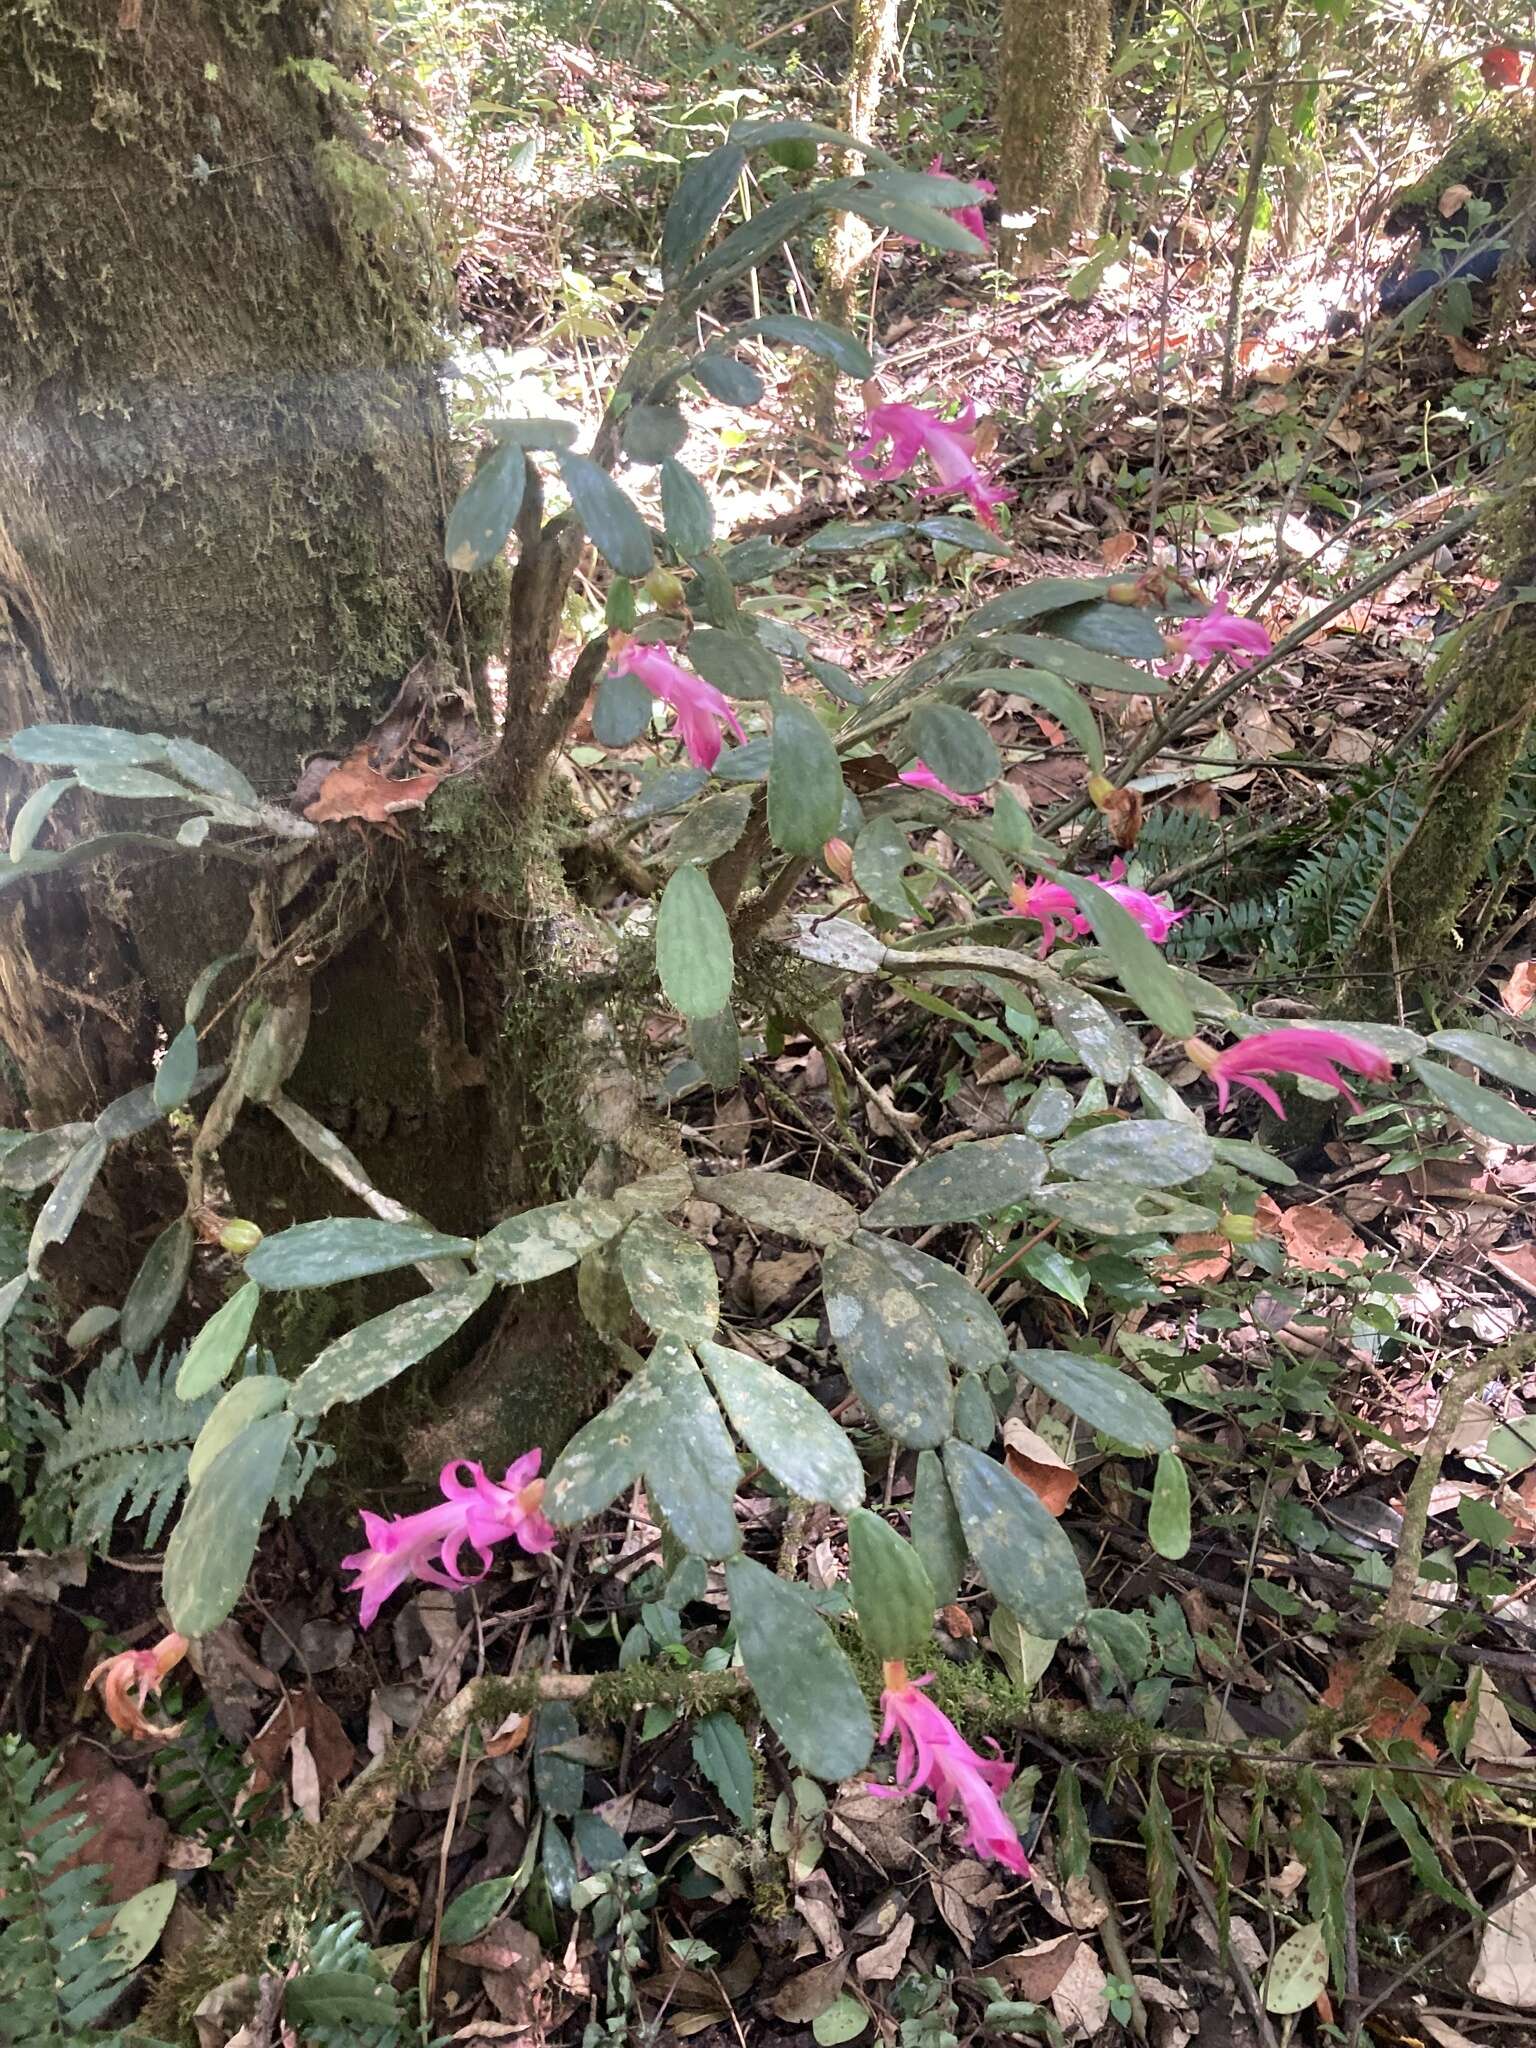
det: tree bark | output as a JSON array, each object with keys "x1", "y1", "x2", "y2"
[
  {"x1": 820, "y1": 0, "x2": 903, "y2": 336},
  {"x1": 998, "y1": 0, "x2": 1111, "y2": 275},
  {"x1": 0, "y1": 1, "x2": 625, "y2": 1461}
]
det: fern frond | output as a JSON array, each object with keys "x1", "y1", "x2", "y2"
[
  {"x1": 296, "y1": 1913, "x2": 406, "y2": 2048},
  {"x1": 0, "y1": 1737, "x2": 130, "y2": 2044},
  {"x1": 37, "y1": 1350, "x2": 220, "y2": 1550},
  {"x1": 0, "y1": 1190, "x2": 55, "y2": 1487}
]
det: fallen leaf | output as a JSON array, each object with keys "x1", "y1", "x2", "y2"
[
  {"x1": 289, "y1": 1727, "x2": 321, "y2": 1826},
  {"x1": 1438, "y1": 182, "x2": 1474, "y2": 218},
  {"x1": 1320, "y1": 1662, "x2": 1438, "y2": 1759},
  {"x1": 1160, "y1": 1233, "x2": 1231, "y2": 1285},
  {"x1": 748, "y1": 1248, "x2": 817, "y2": 1316},
  {"x1": 1002, "y1": 1419, "x2": 1080, "y2": 1516},
  {"x1": 768, "y1": 1955, "x2": 846, "y2": 2023},
  {"x1": 52, "y1": 1743, "x2": 168, "y2": 1903},
  {"x1": 245, "y1": 1689, "x2": 356, "y2": 1803},
  {"x1": 1448, "y1": 335, "x2": 1489, "y2": 375},
  {"x1": 1100, "y1": 533, "x2": 1138, "y2": 569},
  {"x1": 855, "y1": 1910, "x2": 914, "y2": 1980},
  {"x1": 481, "y1": 1709, "x2": 532, "y2": 1760},
  {"x1": 930, "y1": 1859, "x2": 1001, "y2": 1951},
  {"x1": 1050, "y1": 1937, "x2": 1109, "y2": 2036},
  {"x1": 1470, "y1": 1865, "x2": 1536, "y2": 2008},
  {"x1": 1272, "y1": 1201, "x2": 1365, "y2": 1275},
  {"x1": 453, "y1": 1919, "x2": 550, "y2": 2027},
  {"x1": 303, "y1": 751, "x2": 443, "y2": 827},
  {"x1": 939, "y1": 1603, "x2": 975, "y2": 1640},
  {"x1": 1466, "y1": 1685, "x2": 1532, "y2": 1764},
  {"x1": 990, "y1": 1934, "x2": 1081, "y2": 2002},
  {"x1": 1501, "y1": 962, "x2": 1536, "y2": 1016}
]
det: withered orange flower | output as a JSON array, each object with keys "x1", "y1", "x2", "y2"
[{"x1": 85, "y1": 1632, "x2": 189, "y2": 1742}]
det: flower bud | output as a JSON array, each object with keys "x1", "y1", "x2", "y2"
[
  {"x1": 641, "y1": 566, "x2": 686, "y2": 611},
  {"x1": 219, "y1": 1218, "x2": 263, "y2": 1257},
  {"x1": 1106, "y1": 581, "x2": 1144, "y2": 605},
  {"x1": 1221, "y1": 1209, "x2": 1258, "y2": 1244},
  {"x1": 1086, "y1": 772, "x2": 1117, "y2": 811},
  {"x1": 823, "y1": 837, "x2": 855, "y2": 883}
]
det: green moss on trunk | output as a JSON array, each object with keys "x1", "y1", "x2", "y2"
[{"x1": 997, "y1": 0, "x2": 1110, "y2": 274}]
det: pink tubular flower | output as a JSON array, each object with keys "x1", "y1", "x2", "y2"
[
  {"x1": 1187, "y1": 1027, "x2": 1393, "y2": 1121},
  {"x1": 899, "y1": 758, "x2": 987, "y2": 807},
  {"x1": 607, "y1": 639, "x2": 745, "y2": 771},
  {"x1": 874, "y1": 1666, "x2": 1029, "y2": 1875},
  {"x1": 1158, "y1": 591, "x2": 1272, "y2": 676},
  {"x1": 86, "y1": 1632, "x2": 189, "y2": 1743},
  {"x1": 342, "y1": 1453, "x2": 555, "y2": 1629},
  {"x1": 928, "y1": 155, "x2": 995, "y2": 247},
  {"x1": 850, "y1": 401, "x2": 1013, "y2": 531},
  {"x1": 1007, "y1": 859, "x2": 1186, "y2": 957}
]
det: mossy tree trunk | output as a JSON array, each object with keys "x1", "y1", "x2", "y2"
[
  {"x1": 998, "y1": 0, "x2": 1111, "y2": 274},
  {"x1": 0, "y1": 0, "x2": 622, "y2": 1462},
  {"x1": 1335, "y1": 409, "x2": 1536, "y2": 1018},
  {"x1": 820, "y1": 0, "x2": 903, "y2": 337}
]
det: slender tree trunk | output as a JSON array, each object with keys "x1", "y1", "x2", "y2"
[
  {"x1": 998, "y1": 0, "x2": 1111, "y2": 275},
  {"x1": 0, "y1": 0, "x2": 624, "y2": 1461},
  {"x1": 817, "y1": 0, "x2": 901, "y2": 418}
]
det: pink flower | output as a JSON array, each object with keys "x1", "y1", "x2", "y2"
[
  {"x1": 608, "y1": 639, "x2": 745, "y2": 771},
  {"x1": 850, "y1": 401, "x2": 1013, "y2": 531},
  {"x1": 873, "y1": 1669, "x2": 1029, "y2": 1874},
  {"x1": 343, "y1": 1453, "x2": 555, "y2": 1629},
  {"x1": 86, "y1": 1632, "x2": 188, "y2": 1743},
  {"x1": 1007, "y1": 859, "x2": 1186, "y2": 957},
  {"x1": 899, "y1": 758, "x2": 987, "y2": 806},
  {"x1": 1158, "y1": 592, "x2": 1272, "y2": 676},
  {"x1": 927, "y1": 155, "x2": 995, "y2": 247},
  {"x1": 1189, "y1": 1027, "x2": 1393, "y2": 1121}
]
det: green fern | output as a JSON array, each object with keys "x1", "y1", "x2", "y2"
[
  {"x1": 0, "y1": 1738, "x2": 131, "y2": 2045},
  {"x1": 0, "y1": 1190, "x2": 55, "y2": 1492},
  {"x1": 36, "y1": 1349, "x2": 220, "y2": 1550},
  {"x1": 291, "y1": 1913, "x2": 406, "y2": 2048}
]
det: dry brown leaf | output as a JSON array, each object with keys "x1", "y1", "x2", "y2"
[
  {"x1": 289, "y1": 1726, "x2": 321, "y2": 1826},
  {"x1": 1438, "y1": 181, "x2": 1474, "y2": 218},
  {"x1": 1501, "y1": 961, "x2": 1536, "y2": 1016},
  {"x1": 1272, "y1": 1201, "x2": 1366, "y2": 1275},
  {"x1": 930, "y1": 1860, "x2": 1002, "y2": 1950},
  {"x1": 768, "y1": 1955, "x2": 847, "y2": 2024},
  {"x1": 53, "y1": 1743, "x2": 168, "y2": 1903},
  {"x1": 1160, "y1": 1233, "x2": 1231, "y2": 1285},
  {"x1": 1099, "y1": 533, "x2": 1138, "y2": 569},
  {"x1": 1050, "y1": 1939, "x2": 1110, "y2": 2036},
  {"x1": 303, "y1": 751, "x2": 443, "y2": 827},
  {"x1": 990, "y1": 1934, "x2": 1081, "y2": 2002},
  {"x1": 1488, "y1": 1244, "x2": 1536, "y2": 1299},
  {"x1": 1448, "y1": 335, "x2": 1489, "y2": 374},
  {"x1": 1249, "y1": 386, "x2": 1291, "y2": 417},
  {"x1": 1465, "y1": 1685, "x2": 1532, "y2": 1764},
  {"x1": 1320, "y1": 1662, "x2": 1438, "y2": 1759},
  {"x1": 940, "y1": 1602, "x2": 975, "y2": 1640},
  {"x1": 481, "y1": 1708, "x2": 532, "y2": 1760},
  {"x1": 1470, "y1": 1866, "x2": 1536, "y2": 2008},
  {"x1": 1324, "y1": 423, "x2": 1363, "y2": 457},
  {"x1": 245, "y1": 1689, "x2": 356, "y2": 1803},
  {"x1": 855, "y1": 1910, "x2": 915, "y2": 1981},
  {"x1": 1002, "y1": 1419, "x2": 1080, "y2": 1517}
]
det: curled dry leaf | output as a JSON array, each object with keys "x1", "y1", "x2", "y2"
[
  {"x1": 1160, "y1": 1232, "x2": 1231, "y2": 1286},
  {"x1": 1002, "y1": 1418, "x2": 1080, "y2": 1516},
  {"x1": 302, "y1": 752, "x2": 444, "y2": 828},
  {"x1": 1270, "y1": 1200, "x2": 1366, "y2": 1275},
  {"x1": 1320, "y1": 1661, "x2": 1438, "y2": 1760},
  {"x1": 1501, "y1": 961, "x2": 1536, "y2": 1017}
]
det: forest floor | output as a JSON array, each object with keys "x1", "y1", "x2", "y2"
[{"x1": 19, "y1": 49, "x2": 1536, "y2": 2048}]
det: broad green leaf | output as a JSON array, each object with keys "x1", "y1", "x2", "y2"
[
  {"x1": 852, "y1": 817, "x2": 917, "y2": 917},
  {"x1": 9, "y1": 776, "x2": 74, "y2": 863},
  {"x1": 728, "y1": 116, "x2": 898, "y2": 167},
  {"x1": 1012, "y1": 1348, "x2": 1175, "y2": 1451},
  {"x1": 700, "y1": 1340, "x2": 864, "y2": 1509},
  {"x1": 722, "y1": 534, "x2": 791, "y2": 583},
  {"x1": 641, "y1": 1337, "x2": 740, "y2": 1555},
  {"x1": 1263, "y1": 1924, "x2": 1329, "y2": 2015},
  {"x1": 1051, "y1": 1119, "x2": 1213, "y2": 1189},
  {"x1": 703, "y1": 1169, "x2": 859, "y2": 1247},
  {"x1": 966, "y1": 579, "x2": 1114, "y2": 634},
  {"x1": 119, "y1": 1216, "x2": 193, "y2": 1354},
  {"x1": 823, "y1": 1240, "x2": 953, "y2": 1447},
  {"x1": 842, "y1": 187, "x2": 986, "y2": 254},
  {"x1": 954, "y1": 1371, "x2": 996, "y2": 1446},
  {"x1": 545, "y1": 1371, "x2": 666, "y2": 1525},
  {"x1": 729, "y1": 313, "x2": 873, "y2": 377},
  {"x1": 112, "y1": 1878, "x2": 179, "y2": 1969},
  {"x1": 905, "y1": 703, "x2": 999, "y2": 793},
  {"x1": 987, "y1": 631, "x2": 1164, "y2": 694},
  {"x1": 657, "y1": 864, "x2": 734, "y2": 1019},
  {"x1": 8, "y1": 723, "x2": 168, "y2": 769},
  {"x1": 476, "y1": 1197, "x2": 627, "y2": 1285},
  {"x1": 693, "y1": 1711, "x2": 756, "y2": 1824},
  {"x1": 957, "y1": 667, "x2": 1104, "y2": 770},
  {"x1": 557, "y1": 452, "x2": 654, "y2": 577},
  {"x1": 1019, "y1": 1244, "x2": 1089, "y2": 1310},
  {"x1": 847, "y1": 1507, "x2": 934, "y2": 1663},
  {"x1": 76, "y1": 759, "x2": 189, "y2": 800},
  {"x1": 691, "y1": 1007, "x2": 742, "y2": 1088},
  {"x1": 28, "y1": 1134, "x2": 107, "y2": 1273},
  {"x1": 1045, "y1": 597, "x2": 1169, "y2": 659},
  {"x1": 1148, "y1": 1452, "x2": 1192, "y2": 1559},
  {"x1": 915, "y1": 514, "x2": 1012, "y2": 557},
  {"x1": 1210, "y1": 1135, "x2": 1298, "y2": 1187},
  {"x1": 1036, "y1": 1182, "x2": 1220, "y2": 1236},
  {"x1": 868, "y1": 168, "x2": 989, "y2": 210},
  {"x1": 244, "y1": 1218, "x2": 475, "y2": 1289},
  {"x1": 153, "y1": 1023, "x2": 199, "y2": 1113},
  {"x1": 863, "y1": 1134, "x2": 1047, "y2": 1228},
  {"x1": 592, "y1": 669, "x2": 655, "y2": 747},
  {"x1": 1085, "y1": 1607, "x2": 1152, "y2": 1687},
  {"x1": 623, "y1": 401, "x2": 688, "y2": 464},
  {"x1": 0, "y1": 1121, "x2": 94, "y2": 1192},
  {"x1": 65, "y1": 1303, "x2": 118, "y2": 1348},
  {"x1": 484, "y1": 417, "x2": 580, "y2": 450},
  {"x1": 620, "y1": 1214, "x2": 720, "y2": 1343},
  {"x1": 285, "y1": 1973, "x2": 401, "y2": 2032},
  {"x1": 857, "y1": 1236, "x2": 1008, "y2": 1371},
  {"x1": 660, "y1": 459, "x2": 715, "y2": 552},
  {"x1": 177, "y1": 1282, "x2": 261, "y2": 1399},
  {"x1": 164, "y1": 1411, "x2": 295, "y2": 1635},
  {"x1": 662, "y1": 143, "x2": 747, "y2": 277},
  {"x1": 1413, "y1": 1057, "x2": 1536, "y2": 1144},
  {"x1": 662, "y1": 787, "x2": 754, "y2": 867},
  {"x1": 687, "y1": 627, "x2": 782, "y2": 700},
  {"x1": 768, "y1": 696, "x2": 844, "y2": 855},
  {"x1": 1426, "y1": 1031, "x2": 1536, "y2": 1099},
  {"x1": 911, "y1": 1448, "x2": 967, "y2": 1604},
  {"x1": 1047, "y1": 985, "x2": 1136, "y2": 1083},
  {"x1": 289, "y1": 1273, "x2": 496, "y2": 1416},
  {"x1": 439, "y1": 1876, "x2": 515, "y2": 1946},
  {"x1": 165, "y1": 739, "x2": 261, "y2": 810},
  {"x1": 942, "y1": 1438, "x2": 1087, "y2": 1637},
  {"x1": 814, "y1": 1995, "x2": 870, "y2": 2045},
  {"x1": 445, "y1": 442, "x2": 526, "y2": 572},
  {"x1": 803, "y1": 519, "x2": 910, "y2": 554},
  {"x1": 691, "y1": 352, "x2": 765, "y2": 406},
  {"x1": 1045, "y1": 870, "x2": 1196, "y2": 1037},
  {"x1": 187, "y1": 1374, "x2": 287, "y2": 1490},
  {"x1": 726, "y1": 1555, "x2": 874, "y2": 1778},
  {"x1": 1025, "y1": 1079, "x2": 1076, "y2": 1139}
]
